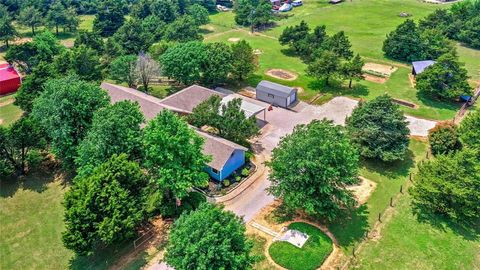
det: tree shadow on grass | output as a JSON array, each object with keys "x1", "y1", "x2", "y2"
[
  {"x1": 0, "y1": 170, "x2": 57, "y2": 198},
  {"x1": 411, "y1": 203, "x2": 479, "y2": 241},
  {"x1": 307, "y1": 80, "x2": 370, "y2": 98},
  {"x1": 360, "y1": 149, "x2": 415, "y2": 179},
  {"x1": 327, "y1": 205, "x2": 370, "y2": 248},
  {"x1": 416, "y1": 91, "x2": 461, "y2": 112}
]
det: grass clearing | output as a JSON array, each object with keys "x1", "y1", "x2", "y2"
[
  {"x1": 205, "y1": 0, "x2": 479, "y2": 120},
  {"x1": 353, "y1": 193, "x2": 480, "y2": 269},
  {"x1": 249, "y1": 234, "x2": 276, "y2": 270},
  {"x1": 269, "y1": 222, "x2": 333, "y2": 270},
  {"x1": 328, "y1": 139, "x2": 428, "y2": 251},
  {"x1": 0, "y1": 95, "x2": 23, "y2": 126}
]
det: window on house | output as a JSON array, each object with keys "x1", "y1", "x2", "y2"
[
  {"x1": 268, "y1": 93, "x2": 274, "y2": 98},
  {"x1": 212, "y1": 168, "x2": 219, "y2": 174}
]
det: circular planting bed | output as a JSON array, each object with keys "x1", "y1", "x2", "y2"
[{"x1": 269, "y1": 222, "x2": 333, "y2": 270}]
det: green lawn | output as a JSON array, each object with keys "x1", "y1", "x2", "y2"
[
  {"x1": 0, "y1": 95, "x2": 23, "y2": 126},
  {"x1": 204, "y1": 0, "x2": 480, "y2": 120},
  {"x1": 328, "y1": 139, "x2": 428, "y2": 251},
  {"x1": 249, "y1": 234, "x2": 276, "y2": 270},
  {"x1": 269, "y1": 222, "x2": 333, "y2": 270},
  {"x1": 353, "y1": 193, "x2": 480, "y2": 269},
  {"x1": 0, "y1": 171, "x2": 151, "y2": 270}
]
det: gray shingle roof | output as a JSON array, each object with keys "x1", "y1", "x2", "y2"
[
  {"x1": 256, "y1": 80, "x2": 296, "y2": 98},
  {"x1": 159, "y1": 85, "x2": 227, "y2": 114},
  {"x1": 412, "y1": 60, "x2": 436, "y2": 74},
  {"x1": 100, "y1": 82, "x2": 246, "y2": 171}
]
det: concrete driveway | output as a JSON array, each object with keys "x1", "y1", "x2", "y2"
[{"x1": 224, "y1": 96, "x2": 437, "y2": 222}]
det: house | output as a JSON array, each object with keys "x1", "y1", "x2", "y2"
[
  {"x1": 256, "y1": 80, "x2": 297, "y2": 108},
  {"x1": 100, "y1": 82, "x2": 248, "y2": 181},
  {"x1": 159, "y1": 84, "x2": 266, "y2": 120},
  {"x1": 0, "y1": 63, "x2": 21, "y2": 95},
  {"x1": 198, "y1": 129, "x2": 248, "y2": 181},
  {"x1": 412, "y1": 60, "x2": 436, "y2": 76}
]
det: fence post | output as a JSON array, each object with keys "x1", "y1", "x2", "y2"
[
  {"x1": 390, "y1": 197, "x2": 393, "y2": 207},
  {"x1": 400, "y1": 185, "x2": 403, "y2": 194},
  {"x1": 409, "y1": 173, "x2": 412, "y2": 182},
  {"x1": 378, "y1": 213, "x2": 382, "y2": 222},
  {"x1": 352, "y1": 246, "x2": 356, "y2": 258}
]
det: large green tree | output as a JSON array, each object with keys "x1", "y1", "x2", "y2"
[
  {"x1": 202, "y1": 42, "x2": 232, "y2": 85},
  {"x1": 428, "y1": 122, "x2": 462, "y2": 156},
  {"x1": 63, "y1": 154, "x2": 147, "y2": 255},
  {"x1": 189, "y1": 96, "x2": 260, "y2": 147},
  {"x1": 410, "y1": 149, "x2": 480, "y2": 226},
  {"x1": 165, "y1": 203, "x2": 254, "y2": 270},
  {"x1": 76, "y1": 101, "x2": 144, "y2": 176},
  {"x1": 93, "y1": 0, "x2": 125, "y2": 36},
  {"x1": 160, "y1": 41, "x2": 206, "y2": 85},
  {"x1": 279, "y1": 20, "x2": 311, "y2": 55},
  {"x1": 5, "y1": 31, "x2": 62, "y2": 73},
  {"x1": 186, "y1": 4, "x2": 210, "y2": 25},
  {"x1": 234, "y1": 0, "x2": 273, "y2": 30},
  {"x1": 31, "y1": 77, "x2": 109, "y2": 169},
  {"x1": 382, "y1": 19, "x2": 423, "y2": 62},
  {"x1": 18, "y1": 6, "x2": 43, "y2": 35},
  {"x1": 458, "y1": 110, "x2": 480, "y2": 150},
  {"x1": 14, "y1": 61, "x2": 58, "y2": 113},
  {"x1": 341, "y1": 53, "x2": 364, "y2": 88},
  {"x1": 324, "y1": 31, "x2": 353, "y2": 60},
  {"x1": 0, "y1": 9, "x2": 18, "y2": 47},
  {"x1": 164, "y1": 15, "x2": 202, "y2": 42},
  {"x1": 45, "y1": 0, "x2": 68, "y2": 35},
  {"x1": 268, "y1": 120, "x2": 359, "y2": 220},
  {"x1": 346, "y1": 95, "x2": 410, "y2": 162},
  {"x1": 109, "y1": 55, "x2": 138, "y2": 87},
  {"x1": 113, "y1": 19, "x2": 154, "y2": 54},
  {"x1": 0, "y1": 117, "x2": 45, "y2": 175},
  {"x1": 416, "y1": 53, "x2": 472, "y2": 101},
  {"x1": 306, "y1": 50, "x2": 341, "y2": 86},
  {"x1": 71, "y1": 45, "x2": 103, "y2": 81},
  {"x1": 143, "y1": 110, "x2": 210, "y2": 200},
  {"x1": 231, "y1": 40, "x2": 256, "y2": 81},
  {"x1": 74, "y1": 31, "x2": 104, "y2": 52}
]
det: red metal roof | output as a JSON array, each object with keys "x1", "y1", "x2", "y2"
[{"x1": 0, "y1": 63, "x2": 21, "y2": 81}]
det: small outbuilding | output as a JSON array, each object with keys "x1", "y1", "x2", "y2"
[
  {"x1": 0, "y1": 63, "x2": 21, "y2": 95},
  {"x1": 412, "y1": 60, "x2": 436, "y2": 76},
  {"x1": 256, "y1": 80, "x2": 297, "y2": 108}
]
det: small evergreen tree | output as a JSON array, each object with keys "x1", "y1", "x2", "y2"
[{"x1": 428, "y1": 122, "x2": 462, "y2": 156}]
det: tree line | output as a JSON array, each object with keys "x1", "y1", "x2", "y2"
[{"x1": 279, "y1": 21, "x2": 365, "y2": 88}]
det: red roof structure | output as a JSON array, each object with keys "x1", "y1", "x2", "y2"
[{"x1": 0, "y1": 63, "x2": 22, "y2": 95}]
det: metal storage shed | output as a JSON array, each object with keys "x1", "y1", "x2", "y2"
[
  {"x1": 412, "y1": 60, "x2": 435, "y2": 76},
  {"x1": 255, "y1": 80, "x2": 297, "y2": 108}
]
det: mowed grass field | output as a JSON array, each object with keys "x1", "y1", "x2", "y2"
[
  {"x1": 353, "y1": 193, "x2": 480, "y2": 269},
  {"x1": 205, "y1": 0, "x2": 480, "y2": 120}
]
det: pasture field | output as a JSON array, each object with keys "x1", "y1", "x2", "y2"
[{"x1": 205, "y1": 0, "x2": 480, "y2": 120}]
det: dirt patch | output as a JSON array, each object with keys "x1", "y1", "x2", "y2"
[
  {"x1": 363, "y1": 62, "x2": 398, "y2": 77},
  {"x1": 347, "y1": 177, "x2": 377, "y2": 205},
  {"x1": 364, "y1": 74, "x2": 387, "y2": 84},
  {"x1": 228, "y1": 37, "x2": 240, "y2": 42},
  {"x1": 239, "y1": 89, "x2": 256, "y2": 99},
  {"x1": 0, "y1": 119, "x2": 3, "y2": 125},
  {"x1": 294, "y1": 87, "x2": 304, "y2": 93},
  {"x1": 0, "y1": 98, "x2": 15, "y2": 107},
  {"x1": 265, "y1": 69, "x2": 298, "y2": 81},
  {"x1": 109, "y1": 217, "x2": 171, "y2": 270},
  {"x1": 61, "y1": 39, "x2": 74, "y2": 48},
  {"x1": 253, "y1": 49, "x2": 262, "y2": 55}
]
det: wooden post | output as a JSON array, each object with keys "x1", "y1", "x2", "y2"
[
  {"x1": 400, "y1": 185, "x2": 403, "y2": 194},
  {"x1": 409, "y1": 173, "x2": 412, "y2": 181},
  {"x1": 352, "y1": 246, "x2": 356, "y2": 257},
  {"x1": 378, "y1": 213, "x2": 381, "y2": 222},
  {"x1": 390, "y1": 197, "x2": 393, "y2": 207}
]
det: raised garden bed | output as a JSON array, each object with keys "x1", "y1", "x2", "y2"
[
  {"x1": 392, "y1": 98, "x2": 418, "y2": 108},
  {"x1": 199, "y1": 162, "x2": 256, "y2": 197}
]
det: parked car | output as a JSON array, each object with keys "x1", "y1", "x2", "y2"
[
  {"x1": 279, "y1": 3, "x2": 292, "y2": 11},
  {"x1": 292, "y1": 0, "x2": 303, "y2": 6}
]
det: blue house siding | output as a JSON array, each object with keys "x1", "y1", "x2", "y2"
[{"x1": 205, "y1": 149, "x2": 246, "y2": 181}]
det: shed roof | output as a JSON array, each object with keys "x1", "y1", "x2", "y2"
[
  {"x1": 159, "y1": 85, "x2": 227, "y2": 114},
  {"x1": 221, "y1": 95, "x2": 266, "y2": 118},
  {"x1": 412, "y1": 60, "x2": 436, "y2": 74},
  {"x1": 256, "y1": 80, "x2": 296, "y2": 98},
  {"x1": 100, "y1": 82, "x2": 247, "y2": 171},
  {"x1": 0, "y1": 63, "x2": 21, "y2": 81}
]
